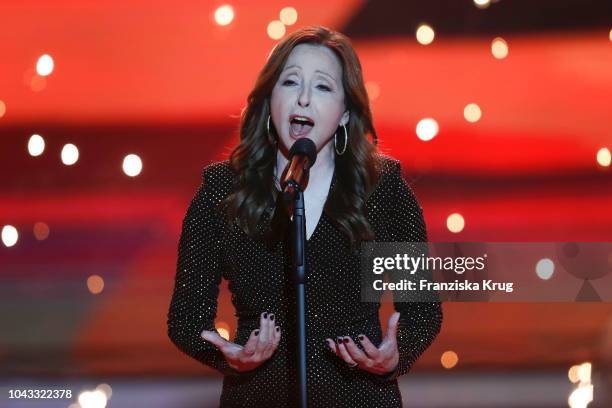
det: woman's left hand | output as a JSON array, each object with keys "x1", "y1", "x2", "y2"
[{"x1": 325, "y1": 312, "x2": 400, "y2": 376}]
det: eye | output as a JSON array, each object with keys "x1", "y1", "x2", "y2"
[
  {"x1": 282, "y1": 79, "x2": 296, "y2": 86},
  {"x1": 317, "y1": 84, "x2": 332, "y2": 92}
]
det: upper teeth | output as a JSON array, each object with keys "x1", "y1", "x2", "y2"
[{"x1": 293, "y1": 117, "x2": 311, "y2": 123}]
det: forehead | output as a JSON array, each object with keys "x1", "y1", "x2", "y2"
[{"x1": 283, "y1": 43, "x2": 343, "y2": 79}]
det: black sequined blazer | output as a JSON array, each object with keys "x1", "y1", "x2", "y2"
[{"x1": 167, "y1": 155, "x2": 443, "y2": 407}]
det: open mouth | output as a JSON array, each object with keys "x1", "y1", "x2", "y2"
[{"x1": 289, "y1": 116, "x2": 315, "y2": 138}]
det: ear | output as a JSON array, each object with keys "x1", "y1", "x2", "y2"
[{"x1": 340, "y1": 110, "x2": 350, "y2": 127}]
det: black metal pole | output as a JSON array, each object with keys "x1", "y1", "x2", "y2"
[{"x1": 291, "y1": 188, "x2": 308, "y2": 408}]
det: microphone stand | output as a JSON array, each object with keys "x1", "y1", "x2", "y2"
[{"x1": 284, "y1": 180, "x2": 308, "y2": 408}]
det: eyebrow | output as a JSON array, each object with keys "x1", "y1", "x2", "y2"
[{"x1": 282, "y1": 65, "x2": 337, "y2": 83}]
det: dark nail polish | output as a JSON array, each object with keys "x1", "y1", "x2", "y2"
[
  {"x1": 269, "y1": 314, "x2": 274, "y2": 321},
  {"x1": 358, "y1": 335, "x2": 364, "y2": 341},
  {"x1": 263, "y1": 312, "x2": 268, "y2": 319},
  {"x1": 336, "y1": 337, "x2": 342, "y2": 344},
  {"x1": 275, "y1": 326, "x2": 280, "y2": 332},
  {"x1": 254, "y1": 330, "x2": 259, "y2": 336},
  {"x1": 343, "y1": 337, "x2": 350, "y2": 344}
]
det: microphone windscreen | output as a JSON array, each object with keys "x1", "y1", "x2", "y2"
[{"x1": 288, "y1": 138, "x2": 317, "y2": 166}]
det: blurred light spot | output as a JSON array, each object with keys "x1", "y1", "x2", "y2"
[
  {"x1": 535, "y1": 258, "x2": 555, "y2": 280},
  {"x1": 33, "y1": 222, "x2": 50, "y2": 241},
  {"x1": 216, "y1": 321, "x2": 230, "y2": 340},
  {"x1": 416, "y1": 118, "x2": 439, "y2": 141},
  {"x1": 36, "y1": 54, "x2": 54, "y2": 76},
  {"x1": 568, "y1": 383, "x2": 593, "y2": 408},
  {"x1": 609, "y1": 29, "x2": 612, "y2": 42},
  {"x1": 577, "y1": 362, "x2": 591, "y2": 383},
  {"x1": 473, "y1": 0, "x2": 491, "y2": 9},
  {"x1": 365, "y1": 82, "x2": 380, "y2": 102},
  {"x1": 78, "y1": 389, "x2": 107, "y2": 408},
  {"x1": 96, "y1": 383, "x2": 113, "y2": 399},
  {"x1": 267, "y1": 20, "x2": 286, "y2": 40},
  {"x1": 217, "y1": 327, "x2": 230, "y2": 340},
  {"x1": 122, "y1": 154, "x2": 143, "y2": 177},
  {"x1": 441, "y1": 351, "x2": 458, "y2": 369},
  {"x1": 446, "y1": 213, "x2": 465, "y2": 233},
  {"x1": 61, "y1": 143, "x2": 79, "y2": 165},
  {"x1": 596, "y1": 147, "x2": 610, "y2": 167},
  {"x1": 2, "y1": 225, "x2": 19, "y2": 247},
  {"x1": 214, "y1": 5, "x2": 234, "y2": 26},
  {"x1": 279, "y1": 7, "x2": 298, "y2": 25},
  {"x1": 491, "y1": 37, "x2": 509, "y2": 59},
  {"x1": 568, "y1": 364, "x2": 580, "y2": 383},
  {"x1": 416, "y1": 24, "x2": 435, "y2": 45},
  {"x1": 87, "y1": 275, "x2": 105, "y2": 295},
  {"x1": 28, "y1": 134, "x2": 45, "y2": 156},
  {"x1": 216, "y1": 321, "x2": 230, "y2": 332},
  {"x1": 0, "y1": 100, "x2": 6, "y2": 118},
  {"x1": 464, "y1": 103, "x2": 482, "y2": 123},
  {"x1": 30, "y1": 74, "x2": 47, "y2": 92}
]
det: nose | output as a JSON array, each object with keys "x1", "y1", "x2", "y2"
[{"x1": 298, "y1": 85, "x2": 310, "y2": 107}]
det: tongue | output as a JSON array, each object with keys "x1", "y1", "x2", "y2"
[{"x1": 291, "y1": 122, "x2": 313, "y2": 136}]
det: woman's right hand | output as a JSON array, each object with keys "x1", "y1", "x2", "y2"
[{"x1": 201, "y1": 311, "x2": 281, "y2": 372}]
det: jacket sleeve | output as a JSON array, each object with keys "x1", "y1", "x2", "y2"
[
  {"x1": 376, "y1": 159, "x2": 443, "y2": 381},
  {"x1": 167, "y1": 164, "x2": 242, "y2": 376}
]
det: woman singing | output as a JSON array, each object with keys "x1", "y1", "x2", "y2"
[{"x1": 167, "y1": 25, "x2": 443, "y2": 407}]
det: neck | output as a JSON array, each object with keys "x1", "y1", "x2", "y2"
[{"x1": 275, "y1": 139, "x2": 335, "y2": 190}]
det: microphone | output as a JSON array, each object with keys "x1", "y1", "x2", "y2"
[{"x1": 281, "y1": 138, "x2": 317, "y2": 200}]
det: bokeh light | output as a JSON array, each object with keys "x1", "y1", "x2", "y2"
[
  {"x1": 416, "y1": 118, "x2": 439, "y2": 141},
  {"x1": 446, "y1": 213, "x2": 465, "y2": 233},
  {"x1": 416, "y1": 24, "x2": 435, "y2": 45},
  {"x1": 279, "y1": 7, "x2": 298, "y2": 26},
  {"x1": 473, "y1": 0, "x2": 491, "y2": 9},
  {"x1": 61, "y1": 143, "x2": 79, "y2": 165},
  {"x1": 267, "y1": 20, "x2": 286, "y2": 40},
  {"x1": 87, "y1": 275, "x2": 105, "y2": 295},
  {"x1": 577, "y1": 362, "x2": 591, "y2": 383},
  {"x1": 441, "y1": 351, "x2": 459, "y2": 369},
  {"x1": 0, "y1": 100, "x2": 6, "y2": 118},
  {"x1": 2, "y1": 225, "x2": 19, "y2": 247},
  {"x1": 596, "y1": 147, "x2": 610, "y2": 167},
  {"x1": 96, "y1": 383, "x2": 113, "y2": 399},
  {"x1": 464, "y1": 103, "x2": 482, "y2": 123},
  {"x1": 214, "y1": 5, "x2": 234, "y2": 26},
  {"x1": 568, "y1": 364, "x2": 580, "y2": 383},
  {"x1": 122, "y1": 154, "x2": 143, "y2": 177},
  {"x1": 36, "y1": 54, "x2": 54, "y2": 76},
  {"x1": 568, "y1": 383, "x2": 593, "y2": 408},
  {"x1": 491, "y1": 37, "x2": 509, "y2": 59},
  {"x1": 78, "y1": 389, "x2": 107, "y2": 408},
  {"x1": 33, "y1": 222, "x2": 50, "y2": 241},
  {"x1": 535, "y1": 258, "x2": 555, "y2": 280},
  {"x1": 28, "y1": 134, "x2": 45, "y2": 156}
]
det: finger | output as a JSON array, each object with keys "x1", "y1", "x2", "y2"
[
  {"x1": 335, "y1": 337, "x2": 357, "y2": 365},
  {"x1": 242, "y1": 329, "x2": 260, "y2": 356},
  {"x1": 201, "y1": 330, "x2": 228, "y2": 351},
  {"x1": 325, "y1": 338, "x2": 336, "y2": 353},
  {"x1": 272, "y1": 325, "x2": 281, "y2": 349},
  {"x1": 357, "y1": 334, "x2": 381, "y2": 360},
  {"x1": 265, "y1": 313, "x2": 276, "y2": 354},
  {"x1": 342, "y1": 336, "x2": 369, "y2": 365},
  {"x1": 256, "y1": 312, "x2": 272, "y2": 356},
  {"x1": 385, "y1": 312, "x2": 400, "y2": 344}
]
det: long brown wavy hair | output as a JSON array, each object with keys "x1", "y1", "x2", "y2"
[{"x1": 223, "y1": 25, "x2": 381, "y2": 249}]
